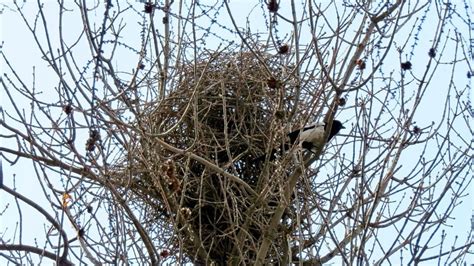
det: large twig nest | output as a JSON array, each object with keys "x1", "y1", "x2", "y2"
[{"x1": 123, "y1": 47, "x2": 301, "y2": 263}]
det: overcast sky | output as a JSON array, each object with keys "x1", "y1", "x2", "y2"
[{"x1": 1, "y1": 1, "x2": 473, "y2": 264}]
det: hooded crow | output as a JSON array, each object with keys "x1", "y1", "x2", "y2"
[
  {"x1": 254, "y1": 120, "x2": 345, "y2": 164},
  {"x1": 287, "y1": 120, "x2": 345, "y2": 152}
]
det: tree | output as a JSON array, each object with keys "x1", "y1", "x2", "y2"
[{"x1": 1, "y1": 0, "x2": 472, "y2": 264}]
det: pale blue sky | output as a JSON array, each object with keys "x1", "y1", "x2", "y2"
[{"x1": 1, "y1": 1, "x2": 472, "y2": 264}]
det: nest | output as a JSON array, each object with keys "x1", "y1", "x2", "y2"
[{"x1": 123, "y1": 48, "x2": 303, "y2": 263}]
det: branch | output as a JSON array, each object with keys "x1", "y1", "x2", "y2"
[
  {"x1": 0, "y1": 244, "x2": 73, "y2": 265},
  {"x1": 1, "y1": 185, "x2": 70, "y2": 263}
]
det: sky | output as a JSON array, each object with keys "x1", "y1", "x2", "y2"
[{"x1": 1, "y1": 0, "x2": 473, "y2": 264}]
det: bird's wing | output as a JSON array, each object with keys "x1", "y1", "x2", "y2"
[
  {"x1": 298, "y1": 123, "x2": 326, "y2": 144},
  {"x1": 287, "y1": 129, "x2": 301, "y2": 144},
  {"x1": 287, "y1": 122, "x2": 326, "y2": 144},
  {"x1": 302, "y1": 122, "x2": 326, "y2": 131}
]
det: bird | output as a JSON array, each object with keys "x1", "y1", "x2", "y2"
[
  {"x1": 287, "y1": 120, "x2": 345, "y2": 152},
  {"x1": 254, "y1": 120, "x2": 345, "y2": 164}
]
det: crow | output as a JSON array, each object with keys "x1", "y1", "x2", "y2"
[
  {"x1": 288, "y1": 120, "x2": 345, "y2": 152},
  {"x1": 254, "y1": 120, "x2": 345, "y2": 164}
]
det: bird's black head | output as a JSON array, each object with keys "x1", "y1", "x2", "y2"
[{"x1": 328, "y1": 120, "x2": 345, "y2": 141}]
